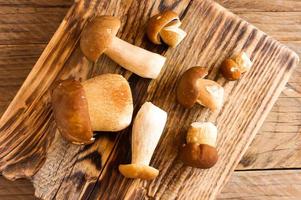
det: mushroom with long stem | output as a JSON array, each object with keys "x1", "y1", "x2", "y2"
[
  {"x1": 119, "y1": 102, "x2": 167, "y2": 180},
  {"x1": 80, "y1": 16, "x2": 166, "y2": 79}
]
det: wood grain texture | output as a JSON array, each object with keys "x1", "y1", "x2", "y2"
[
  {"x1": 86, "y1": 1, "x2": 298, "y2": 199},
  {"x1": 3, "y1": 170, "x2": 301, "y2": 200},
  {"x1": 0, "y1": 0, "x2": 101, "y2": 180},
  {"x1": 0, "y1": 5, "x2": 70, "y2": 45},
  {"x1": 0, "y1": 2, "x2": 301, "y2": 173},
  {"x1": 238, "y1": 69, "x2": 301, "y2": 169},
  {"x1": 217, "y1": 0, "x2": 301, "y2": 12},
  {"x1": 0, "y1": 0, "x2": 72, "y2": 7},
  {"x1": 235, "y1": 18, "x2": 301, "y2": 168},
  {"x1": 233, "y1": 12, "x2": 301, "y2": 42},
  {"x1": 0, "y1": 44, "x2": 46, "y2": 114},
  {"x1": 0, "y1": 0, "x2": 299, "y2": 200},
  {"x1": 218, "y1": 170, "x2": 301, "y2": 200},
  {"x1": 0, "y1": 176, "x2": 37, "y2": 200}
]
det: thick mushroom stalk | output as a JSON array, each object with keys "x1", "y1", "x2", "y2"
[
  {"x1": 51, "y1": 74, "x2": 133, "y2": 145},
  {"x1": 176, "y1": 67, "x2": 224, "y2": 111},
  {"x1": 179, "y1": 122, "x2": 218, "y2": 169},
  {"x1": 105, "y1": 37, "x2": 166, "y2": 79},
  {"x1": 80, "y1": 16, "x2": 166, "y2": 79},
  {"x1": 119, "y1": 102, "x2": 167, "y2": 180},
  {"x1": 196, "y1": 79, "x2": 224, "y2": 111},
  {"x1": 147, "y1": 10, "x2": 187, "y2": 48}
]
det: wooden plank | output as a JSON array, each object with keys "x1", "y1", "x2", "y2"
[
  {"x1": 0, "y1": 0, "x2": 72, "y2": 7},
  {"x1": 0, "y1": 44, "x2": 45, "y2": 114},
  {"x1": 0, "y1": 0, "x2": 299, "y2": 176},
  {"x1": 218, "y1": 170, "x2": 301, "y2": 200},
  {"x1": 0, "y1": 195, "x2": 36, "y2": 200},
  {"x1": 216, "y1": 0, "x2": 301, "y2": 12},
  {"x1": 0, "y1": 176, "x2": 37, "y2": 200},
  {"x1": 3, "y1": 170, "x2": 301, "y2": 200},
  {"x1": 0, "y1": 4, "x2": 69, "y2": 45},
  {"x1": 238, "y1": 41, "x2": 301, "y2": 170},
  {"x1": 0, "y1": 0, "x2": 298, "y2": 200},
  {"x1": 0, "y1": 43, "x2": 300, "y2": 172},
  {"x1": 235, "y1": 12, "x2": 301, "y2": 41},
  {"x1": 0, "y1": 1, "x2": 297, "y2": 199},
  {"x1": 0, "y1": 0, "x2": 107, "y2": 180}
]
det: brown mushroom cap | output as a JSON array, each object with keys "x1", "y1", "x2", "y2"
[
  {"x1": 147, "y1": 10, "x2": 179, "y2": 44},
  {"x1": 51, "y1": 79, "x2": 94, "y2": 145},
  {"x1": 176, "y1": 67, "x2": 208, "y2": 108},
  {"x1": 179, "y1": 143, "x2": 218, "y2": 169},
  {"x1": 80, "y1": 16, "x2": 121, "y2": 62},
  {"x1": 51, "y1": 74, "x2": 133, "y2": 145},
  {"x1": 220, "y1": 59, "x2": 241, "y2": 81}
]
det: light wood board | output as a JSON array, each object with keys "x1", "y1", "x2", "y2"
[
  {"x1": 218, "y1": 170, "x2": 301, "y2": 200},
  {"x1": 2, "y1": 170, "x2": 301, "y2": 200},
  {"x1": 0, "y1": 0, "x2": 299, "y2": 199},
  {"x1": 1, "y1": 1, "x2": 301, "y2": 171}
]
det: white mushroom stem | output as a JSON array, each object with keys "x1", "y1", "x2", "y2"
[
  {"x1": 186, "y1": 122, "x2": 217, "y2": 147},
  {"x1": 159, "y1": 22, "x2": 187, "y2": 48},
  {"x1": 105, "y1": 37, "x2": 166, "y2": 79},
  {"x1": 196, "y1": 79, "x2": 224, "y2": 111},
  {"x1": 233, "y1": 52, "x2": 253, "y2": 73},
  {"x1": 131, "y1": 102, "x2": 167, "y2": 165}
]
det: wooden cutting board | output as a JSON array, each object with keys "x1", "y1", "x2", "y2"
[{"x1": 0, "y1": 0, "x2": 299, "y2": 199}]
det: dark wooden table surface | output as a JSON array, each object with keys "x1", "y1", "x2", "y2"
[{"x1": 0, "y1": 0, "x2": 300, "y2": 199}]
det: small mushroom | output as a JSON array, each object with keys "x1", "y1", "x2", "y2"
[
  {"x1": 179, "y1": 122, "x2": 218, "y2": 169},
  {"x1": 80, "y1": 16, "x2": 166, "y2": 79},
  {"x1": 176, "y1": 67, "x2": 224, "y2": 111},
  {"x1": 220, "y1": 59, "x2": 241, "y2": 81},
  {"x1": 147, "y1": 10, "x2": 187, "y2": 48},
  {"x1": 220, "y1": 52, "x2": 253, "y2": 81},
  {"x1": 51, "y1": 74, "x2": 133, "y2": 145},
  {"x1": 119, "y1": 102, "x2": 167, "y2": 180}
]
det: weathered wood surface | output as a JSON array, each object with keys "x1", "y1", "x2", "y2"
[
  {"x1": 0, "y1": 1, "x2": 301, "y2": 171},
  {"x1": 3, "y1": 170, "x2": 301, "y2": 200},
  {"x1": 0, "y1": 0, "x2": 298, "y2": 200},
  {"x1": 217, "y1": 0, "x2": 301, "y2": 12},
  {"x1": 0, "y1": 176, "x2": 37, "y2": 200},
  {"x1": 0, "y1": 1, "x2": 71, "y2": 45},
  {"x1": 218, "y1": 170, "x2": 301, "y2": 200},
  {"x1": 217, "y1": 1, "x2": 301, "y2": 170}
]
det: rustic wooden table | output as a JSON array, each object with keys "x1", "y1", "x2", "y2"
[{"x1": 0, "y1": 0, "x2": 300, "y2": 199}]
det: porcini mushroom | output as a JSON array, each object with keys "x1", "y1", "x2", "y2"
[
  {"x1": 51, "y1": 74, "x2": 133, "y2": 145},
  {"x1": 220, "y1": 52, "x2": 253, "y2": 81},
  {"x1": 80, "y1": 16, "x2": 166, "y2": 79},
  {"x1": 176, "y1": 67, "x2": 224, "y2": 111},
  {"x1": 179, "y1": 122, "x2": 218, "y2": 169},
  {"x1": 220, "y1": 59, "x2": 241, "y2": 81},
  {"x1": 119, "y1": 102, "x2": 167, "y2": 180},
  {"x1": 147, "y1": 10, "x2": 187, "y2": 48}
]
